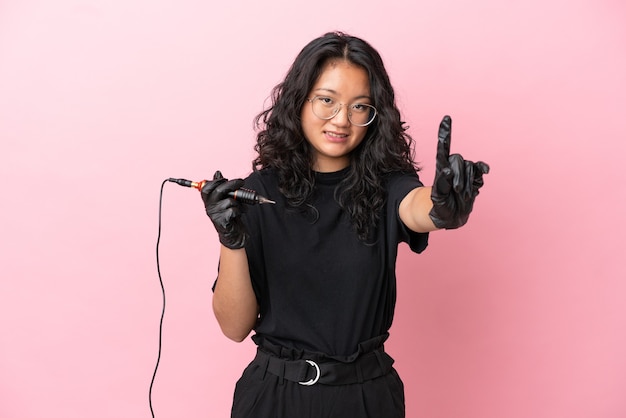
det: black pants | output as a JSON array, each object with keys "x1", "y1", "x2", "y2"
[{"x1": 230, "y1": 343, "x2": 405, "y2": 418}]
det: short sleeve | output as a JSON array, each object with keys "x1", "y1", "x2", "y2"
[{"x1": 386, "y1": 172, "x2": 429, "y2": 254}]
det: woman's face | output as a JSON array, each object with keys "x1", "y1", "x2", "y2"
[{"x1": 301, "y1": 59, "x2": 371, "y2": 172}]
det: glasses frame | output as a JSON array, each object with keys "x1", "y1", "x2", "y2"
[{"x1": 306, "y1": 96, "x2": 378, "y2": 127}]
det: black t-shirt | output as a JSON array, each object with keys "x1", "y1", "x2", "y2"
[{"x1": 239, "y1": 167, "x2": 428, "y2": 359}]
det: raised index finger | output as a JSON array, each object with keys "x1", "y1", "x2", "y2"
[{"x1": 436, "y1": 115, "x2": 452, "y2": 171}]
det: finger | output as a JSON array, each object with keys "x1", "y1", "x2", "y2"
[
  {"x1": 436, "y1": 115, "x2": 452, "y2": 172},
  {"x1": 476, "y1": 161, "x2": 490, "y2": 175},
  {"x1": 213, "y1": 170, "x2": 224, "y2": 181},
  {"x1": 463, "y1": 160, "x2": 475, "y2": 201},
  {"x1": 215, "y1": 178, "x2": 245, "y2": 196},
  {"x1": 434, "y1": 167, "x2": 453, "y2": 195},
  {"x1": 208, "y1": 198, "x2": 241, "y2": 215},
  {"x1": 200, "y1": 176, "x2": 226, "y2": 197},
  {"x1": 471, "y1": 162, "x2": 487, "y2": 195},
  {"x1": 206, "y1": 200, "x2": 241, "y2": 228},
  {"x1": 448, "y1": 154, "x2": 465, "y2": 194}
]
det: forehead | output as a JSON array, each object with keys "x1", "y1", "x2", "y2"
[{"x1": 312, "y1": 59, "x2": 370, "y2": 96}]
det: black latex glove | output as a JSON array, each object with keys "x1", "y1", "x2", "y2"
[
  {"x1": 200, "y1": 171, "x2": 247, "y2": 249},
  {"x1": 429, "y1": 116, "x2": 490, "y2": 229}
]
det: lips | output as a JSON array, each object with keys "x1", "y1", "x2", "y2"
[{"x1": 324, "y1": 131, "x2": 349, "y2": 142}]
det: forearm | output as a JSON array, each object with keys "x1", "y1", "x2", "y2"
[
  {"x1": 399, "y1": 186, "x2": 440, "y2": 233},
  {"x1": 212, "y1": 245, "x2": 259, "y2": 342}
]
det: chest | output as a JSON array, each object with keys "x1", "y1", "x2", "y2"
[{"x1": 254, "y1": 192, "x2": 385, "y2": 293}]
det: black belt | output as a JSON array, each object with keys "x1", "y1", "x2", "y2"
[{"x1": 252, "y1": 347, "x2": 395, "y2": 386}]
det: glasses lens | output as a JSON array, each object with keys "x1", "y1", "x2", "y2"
[
  {"x1": 348, "y1": 104, "x2": 376, "y2": 126},
  {"x1": 310, "y1": 96, "x2": 377, "y2": 126},
  {"x1": 311, "y1": 96, "x2": 336, "y2": 119}
]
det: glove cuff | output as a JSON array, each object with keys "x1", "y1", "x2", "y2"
[
  {"x1": 219, "y1": 231, "x2": 248, "y2": 250},
  {"x1": 428, "y1": 208, "x2": 467, "y2": 230}
]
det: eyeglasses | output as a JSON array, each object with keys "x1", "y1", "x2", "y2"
[{"x1": 307, "y1": 96, "x2": 377, "y2": 127}]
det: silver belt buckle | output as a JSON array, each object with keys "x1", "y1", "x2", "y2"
[{"x1": 298, "y1": 360, "x2": 321, "y2": 386}]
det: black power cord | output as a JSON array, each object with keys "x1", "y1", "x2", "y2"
[
  {"x1": 149, "y1": 179, "x2": 168, "y2": 417},
  {"x1": 148, "y1": 177, "x2": 269, "y2": 416}
]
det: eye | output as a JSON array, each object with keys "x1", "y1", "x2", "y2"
[
  {"x1": 351, "y1": 103, "x2": 370, "y2": 113},
  {"x1": 316, "y1": 96, "x2": 335, "y2": 107}
]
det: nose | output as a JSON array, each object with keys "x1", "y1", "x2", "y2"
[{"x1": 331, "y1": 104, "x2": 351, "y2": 127}]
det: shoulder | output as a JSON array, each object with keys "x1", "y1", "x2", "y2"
[
  {"x1": 244, "y1": 168, "x2": 277, "y2": 186},
  {"x1": 243, "y1": 168, "x2": 281, "y2": 203},
  {"x1": 384, "y1": 170, "x2": 424, "y2": 198}
]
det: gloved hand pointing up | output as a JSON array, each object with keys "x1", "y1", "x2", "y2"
[{"x1": 428, "y1": 116, "x2": 490, "y2": 229}]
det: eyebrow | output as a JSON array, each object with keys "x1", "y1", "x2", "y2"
[{"x1": 313, "y1": 88, "x2": 372, "y2": 101}]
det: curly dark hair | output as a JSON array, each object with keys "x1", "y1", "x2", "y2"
[{"x1": 253, "y1": 31, "x2": 418, "y2": 241}]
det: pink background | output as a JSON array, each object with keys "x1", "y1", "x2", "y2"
[{"x1": 1, "y1": 0, "x2": 625, "y2": 417}]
